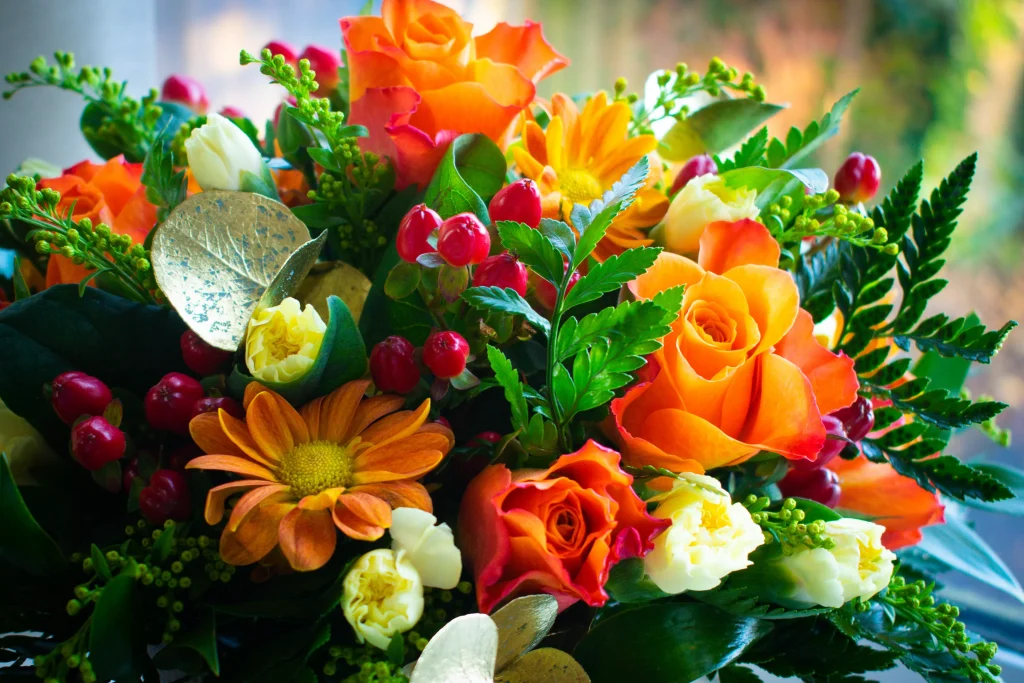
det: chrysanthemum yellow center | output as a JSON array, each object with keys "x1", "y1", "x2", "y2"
[
  {"x1": 559, "y1": 167, "x2": 604, "y2": 204},
  {"x1": 277, "y1": 440, "x2": 354, "y2": 498}
]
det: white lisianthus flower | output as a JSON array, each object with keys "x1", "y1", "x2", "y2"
[
  {"x1": 390, "y1": 508, "x2": 462, "y2": 590},
  {"x1": 643, "y1": 473, "x2": 764, "y2": 594},
  {"x1": 184, "y1": 112, "x2": 264, "y2": 191},
  {"x1": 775, "y1": 518, "x2": 896, "y2": 608},
  {"x1": 656, "y1": 174, "x2": 760, "y2": 254},
  {"x1": 342, "y1": 548, "x2": 424, "y2": 650},
  {"x1": 245, "y1": 297, "x2": 327, "y2": 383}
]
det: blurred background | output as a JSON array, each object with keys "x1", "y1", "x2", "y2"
[{"x1": 1, "y1": 0, "x2": 1022, "y2": 679}]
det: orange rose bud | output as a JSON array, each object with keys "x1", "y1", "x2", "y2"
[{"x1": 459, "y1": 440, "x2": 668, "y2": 613}]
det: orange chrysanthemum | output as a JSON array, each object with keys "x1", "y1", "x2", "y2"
[
  {"x1": 512, "y1": 91, "x2": 670, "y2": 262},
  {"x1": 187, "y1": 380, "x2": 453, "y2": 571}
]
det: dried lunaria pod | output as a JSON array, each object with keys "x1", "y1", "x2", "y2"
[
  {"x1": 408, "y1": 595, "x2": 590, "y2": 683},
  {"x1": 152, "y1": 191, "x2": 325, "y2": 351}
]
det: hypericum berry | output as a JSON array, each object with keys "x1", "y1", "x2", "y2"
[
  {"x1": 532, "y1": 264, "x2": 581, "y2": 311},
  {"x1": 670, "y1": 154, "x2": 718, "y2": 195},
  {"x1": 51, "y1": 371, "x2": 113, "y2": 425},
  {"x1": 370, "y1": 336, "x2": 420, "y2": 394},
  {"x1": 488, "y1": 179, "x2": 543, "y2": 229},
  {"x1": 790, "y1": 415, "x2": 846, "y2": 473},
  {"x1": 139, "y1": 470, "x2": 192, "y2": 524},
  {"x1": 437, "y1": 213, "x2": 490, "y2": 267},
  {"x1": 160, "y1": 74, "x2": 209, "y2": 114},
  {"x1": 190, "y1": 396, "x2": 244, "y2": 421},
  {"x1": 830, "y1": 395, "x2": 875, "y2": 443},
  {"x1": 472, "y1": 253, "x2": 529, "y2": 296},
  {"x1": 122, "y1": 457, "x2": 141, "y2": 492},
  {"x1": 779, "y1": 466, "x2": 841, "y2": 509},
  {"x1": 397, "y1": 204, "x2": 443, "y2": 263},
  {"x1": 145, "y1": 373, "x2": 205, "y2": 434},
  {"x1": 435, "y1": 416, "x2": 451, "y2": 429},
  {"x1": 422, "y1": 331, "x2": 470, "y2": 379},
  {"x1": 468, "y1": 431, "x2": 501, "y2": 447},
  {"x1": 180, "y1": 330, "x2": 232, "y2": 376},
  {"x1": 300, "y1": 44, "x2": 342, "y2": 95},
  {"x1": 71, "y1": 416, "x2": 125, "y2": 471},
  {"x1": 263, "y1": 40, "x2": 299, "y2": 66},
  {"x1": 219, "y1": 105, "x2": 246, "y2": 119},
  {"x1": 834, "y1": 152, "x2": 881, "y2": 204}
]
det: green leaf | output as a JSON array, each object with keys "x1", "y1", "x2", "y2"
[
  {"x1": 958, "y1": 463, "x2": 1024, "y2": 516},
  {"x1": 658, "y1": 99, "x2": 785, "y2": 161},
  {"x1": 384, "y1": 261, "x2": 422, "y2": 300},
  {"x1": 562, "y1": 247, "x2": 661, "y2": 311},
  {"x1": 153, "y1": 606, "x2": 220, "y2": 676},
  {"x1": 715, "y1": 127, "x2": 769, "y2": 173},
  {"x1": 537, "y1": 218, "x2": 576, "y2": 260},
  {"x1": 496, "y1": 221, "x2": 564, "y2": 285},
  {"x1": 423, "y1": 134, "x2": 506, "y2": 221},
  {"x1": 89, "y1": 568, "x2": 147, "y2": 682},
  {"x1": 485, "y1": 346, "x2": 529, "y2": 433},
  {"x1": 141, "y1": 138, "x2": 188, "y2": 217},
  {"x1": 305, "y1": 146, "x2": 341, "y2": 173},
  {"x1": 571, "y1": 158, "x2": 649, "y2": 270},
  {"x1": 765, "y1": 90, "x2": 858, "y2": 168},
  {"x1": 463, "y1": 286, "x2": 551, "y2": 337},
  {"x1": 556, "y1": 298, "x2": 673, "y2": 362},
  {"x1": 604, "y1": 557, "x2": 670, "y2": 603},
  {"x1": 918, "y1": 514, "x2": 1024, "y2": 604},
  {"x1": 361, "y1": 243, "x2": 434, "y2": 347},
  {"x1": 386, "y1": 632, "x2": 405, "y2": 667},
  {"x1": 719, "y1": 166, "x2": 827, "y2": 214},
  {"x1": 0, "y1": 453, "x2": 64, "y2": 575},
  {"x1": 573, "y1": 603, "x2": 770, "y2": 683},
  {"x1": 718, "y1": 665, "x2": 763, "y2": 683},
  {"x1": 11, "y1": 256, "x2": 30, "y2": 301}
]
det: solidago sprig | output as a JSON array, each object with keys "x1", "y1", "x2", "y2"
[
  {"x1": 743, "y1": 496, "x2": 837, "y2": 554},
  {"x1": 767, "y1": 190, "x2": 899, "y2": 254},
  {"x1": 0, "y1": 175, "x2": 160, "y2": 305}
]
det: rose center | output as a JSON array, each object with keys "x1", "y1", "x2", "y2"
[
  {"x1": 261, "y1": 311, "x2": 304, "y2": 361},
  {"x1": 559, "y1": 168, "x2": 604, "y2": 205},
  {"x1": 277, "y1": 440, "x2": 353, "y2": 498},
  {"x1": 688, "y1": 302, "x2": 737, "y2": 346},
  {"x1": 547, "y1": 504, "x2": 583, "y2": 550}
]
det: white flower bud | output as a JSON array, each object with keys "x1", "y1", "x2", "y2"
[
  {"x1": 184, "y1": 112, "x2": 264, "y2": 191},
  {"x1": 390, "y1": 508, "x2": 462, "y2": 590}
]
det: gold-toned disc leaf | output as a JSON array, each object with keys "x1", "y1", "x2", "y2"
[
  {"x1": 151, "y1": 191, "x2": 313, "y2": 351},
  {"x1": 492, "y1": 595, "x2": 559, "y2": 672},
  {"x1": 294, "y1": 260, "x2": 372, "y2": 323},
  {"x1": 495, "y1": 648, "x2": 591, "y2": 683},
  {"x1": 408, "y1": 614, "x2": 497, "y2": 683}
]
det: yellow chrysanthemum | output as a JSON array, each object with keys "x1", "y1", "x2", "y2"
[{"x1": 512, "y1": 91, "x2": 670, "y2": 262}]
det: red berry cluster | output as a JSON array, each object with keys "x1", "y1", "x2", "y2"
[{"x1": 370, "y1": 329, "x2": 473, "y2": 391}]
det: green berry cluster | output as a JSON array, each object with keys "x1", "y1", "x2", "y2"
[
  {"x1": 33, "y1": 624, "x2": 96, "y2": 683},
  {"x1": 4, "y1": 51, "x2": 164, "y2": 163},
  {"x1": 170, "y1": 115, "x2": 207, "y2": 166},
  {"x1": 765, "y1": 190, "x2": 899, "y2": 255},
  {"x1": 0, "y1": 175, "x2": 160, "y2": 304},
  {"x1": 743, "y1": 496, "x2": 836, "y2": 554},
  {"x1": 324, "y1": 644, "x2": 409, "y2": 683},
  {"x1": 624, "y1": 58, "x2": 767, "y2": 135}
]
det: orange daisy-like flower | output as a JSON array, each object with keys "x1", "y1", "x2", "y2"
[
  {"x1": 187, "y1": 380, "x2": 453, "y2": 571},
  {"x1": 512, "y1": 91, "x2": 670, "y2": 262}
]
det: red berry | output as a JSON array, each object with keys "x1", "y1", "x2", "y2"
[
  {"x1": 468, "y1": 431, "x2": 501, "y2": 447},
  {"x1": 422, "y1": 331, "x2": 470, "y2": 379},
  {"x1": 532, "y1": 264, "x2": 580, "y2": 311},
  {"x1": 779, "y1": 467, "x2": 841, "y2": 509},
  {"x1": 790, "y1": 415, "x2": 846, "y2": 474},
  {"x1": 168, "y1": 444, "x2": 203, "y2": 471},
  {"x1": 160, "y1": 74, "x2": 208, "y2": 114},
  {"x1": 435, "y1": 416, "x2": 451, "y2": 429},
  {"x1": 145, "y1": 373, "x2": 205, "y2": 434},
  {"x1": 370, "y1": 336, "x2": 421, "y2": 394},
  {"x1": 472, "y1": 253, "x2": 529, "y2": 296},
  {"x1": 670, "y1": 154, "x2": 718, "y2": 195},
  {"x1": 139, "y1": 469, "x2": 192, "y2": 524},
  {"x1": 830, "y1": 395, "x2": 875, "y2": 442},
  {"x1": 397, "y1": 204, "x2": 443, "y2": 263},
  {"x1": 437, "y1": 213, "x2": 490, "y2": 267},
  {"x1": 51, "y1": 371, "x2": 113, "y2": 425},
  {"x1": 71, "y1": 416, "x2": 125, "y2": 471},
  {"x1": 219, "y1": 105, "x2": 246, "y2": 119},
  {"x1": 300, "y1": 44, "x2": 342, "y2": 95},
  {"x1": 122, "y1": 457, "x2": 141, "y2": 492},
  {"x1": 190, "y1": 396, "x2": 244, "y2": 421},
  {"x1": 263, "y1": 40, "x2": 299, "y2": 66},
  {"x1": 488, "y1": 179, "x2": 543, "y2": 229},
  {"x1": 834, "y1": 152, "x2": 881, "y2": 203},
  {"x1": 180, "y1": 329, "x2": 232, "y2": 376}
]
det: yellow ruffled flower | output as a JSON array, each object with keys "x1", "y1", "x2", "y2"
[
  {"x1": 342, "y1": 548, "x2": 424, "y2": 650},
  {"x1": 643, "y1": 473, "x2": 764, "y2": 594},
  {"x1": 655, "y1": 174, "x2": 759, "y2": 255},
  {"x1": 245, "y1": 297, "x2": 326, "y2": 383},
  {"x1": 0, "y1": 398, "x2": 59, "y2": 485}
]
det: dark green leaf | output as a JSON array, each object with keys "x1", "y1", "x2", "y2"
[
  {"x1": 153, "y1": 606, "x2": 220, "y2": 676},
  {"x1": 423, "y1": 134, "x2": 506, "y2": 220},
  {"x1": 918, "y1": 516, "x2": 1024, "y2": 604},
  {"x1": 959, "y1": 463, "x2": 1024, "y2": 516},
  {"x1": 563, "y1": 247, "x2": 661, "y2": 311},
  {"x1": 360, "y1": 243, "x2": 434, "y2": 347},
  {"x1": 604, "y1": 558, "x2": 670, "y2": 603},
  {"x1": 89, "y1": 568, "x2": 146, "y2": 682},
  {"x1": 463, "y1": 286, "x2": 550, "y2": 336},
  {"x1": 717, "y1": 665, "x2": 763, "y2": 683},
  {"x1": 485, "y1": 345, "x2": 529, "y2": 433},
  {"x1": 386, "y1": 632, "x2": 405, "y2": 666},
  {"x1": 659, "y1": 99, "x2": 785, "y2": 161},
  {"x1": 0, "y1": 454, "x2": 64, "y2": 575}
]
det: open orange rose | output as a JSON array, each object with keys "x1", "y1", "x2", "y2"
[
  {"x1": 341, "y1": 0, "x2": 568, "y2": 188},
  {"x1": 610, "y1": 219, "x2": 859, "y2": 472},
  {"x1": 829, "y1": 456, "x2": 944, "y2": 549},
  {"x1": 458, "y1": 440, "x2": 667, "y2": 613},
  {"x1": 38, "y1": 156, "x2": 156, "y2": 288}
]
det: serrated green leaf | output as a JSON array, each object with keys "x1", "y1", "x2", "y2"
[
  {"x1": 571, "y1": 159, "x2": 649, "y2": 270},
  {"x1": 496, "y1": 220, "x2": 564, "y2": 285},
  {"x1": 537, "y1": 218, "x2": 576, "y2": 261},
  {"x1": 463, "y1": 286, "x2": 550, "y2": 336},
  {"x1": 766, "y1": 90, "x2": 858, "y2": 169},
  {"x1": 485, "y1": 345, "x2": 528, "y2": 433},
  {"x1": 562, "y1": 247, "x2": 661, "y2": 310},
  {"x1": 715, "y1": 127, "x2": 769, "y2": 173}
]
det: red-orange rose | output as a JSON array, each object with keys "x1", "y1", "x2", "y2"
[{"x1": 458, "y1": 440, "x2": 667, "y2": 613}]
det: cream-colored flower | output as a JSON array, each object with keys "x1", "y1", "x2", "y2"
[
  {"x1": 775, "y1": 518, "x2": 895, "y2": 608},
  {"x1": 643, "y1": 473, "x2": 764, "y2": 594},
  {"x1": 342, "y1": 548, "x2": 424, "y2": 650},
  {"x1": 390, "y1": 508, "x2": 462, "y2": 590},
  {"x1": 656, "y1": 174, "x2": 759, "y2": 254},
  {"x1": 184, "y1": 112, "x2": 264, "y2": 191},
  {"x1": 245, "y1": 297, "x2": 326, "y2": 383},
  {"x1": 0, "y1": 398, "x2": 59, "y2": 485}
]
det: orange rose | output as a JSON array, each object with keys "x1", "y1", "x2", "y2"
[
  {"x1": 341, "y1": 0, "x2": 568, "y2": 188},
  {"x1": 610, "y1": 219, "x2": 859, "y2": 472},
  {"x1": 38, "y1": 156, "x2": 156, "y2": 288},
  {"x1": 458, "y1": 440, "x2": 667, "y2": 613},
  {"x1": 829, "y1": 456, "x2": 944, "y2": 549}
]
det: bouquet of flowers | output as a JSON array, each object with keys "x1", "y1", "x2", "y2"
[{"x1": 1, "y1": 1, "x2": 1020, "y2": 682}]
